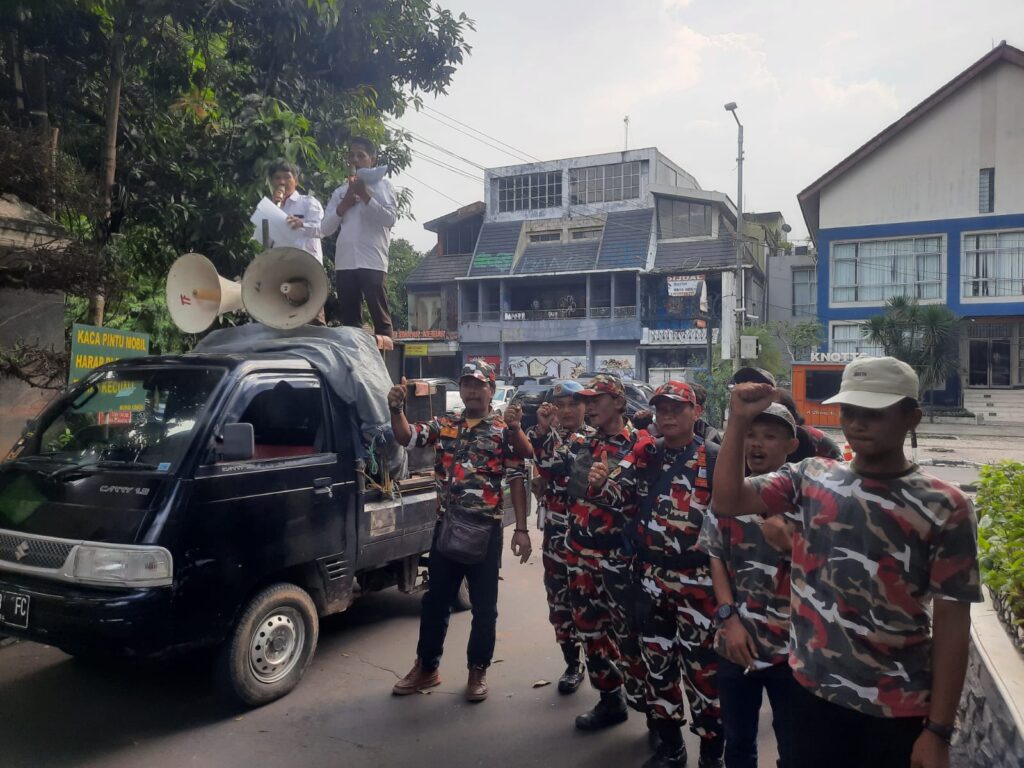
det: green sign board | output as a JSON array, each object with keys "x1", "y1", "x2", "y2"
[{"x1": 69, "y1": 324, "x2": 151, "y2": 413}]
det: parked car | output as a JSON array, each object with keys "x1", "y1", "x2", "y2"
[
  {"x1": 491, "y1": 384, "x2": 517, "y2": 415},
  {"x1": 509, "y1": 377, "x2": 651, "y2": 430},
  {"x1": 417, "y1": 378, "x2": 464, "y2": 414}
]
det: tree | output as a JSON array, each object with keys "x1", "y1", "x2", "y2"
[
  {"x1": 383, "y1": 238, "x2": 422, "y2": 332},
  {"x1": 768, "y1": 319, "x2": 823, "y2": 363},
  {"x1": 862, "y1": 296, "x2": 960, "y2": 412},
  {"x1": 693, "y1": 327, "x2": 789, "y2": 427}
]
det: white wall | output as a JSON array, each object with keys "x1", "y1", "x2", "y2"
[{"x1": 820, "y1": 61, "x2": 1024, "y2": 228}]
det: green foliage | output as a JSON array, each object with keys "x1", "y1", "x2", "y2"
[
  {"x1": 862, "y1": 297, "x2": 960, "y2": 405},
  {"x1": 382, "y1": 238, "x2": 422, "y2": 332},
  {"x1": 691, "y1": 331, "x2": 785, "y2": 427},
  {"x1": 768, "y1": 319, "x2": 822, "y2": 363},
  {"x1": 976, "y1": 461, "x2": 1024, "y2": 626}
]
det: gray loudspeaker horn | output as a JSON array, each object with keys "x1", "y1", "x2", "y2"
[
  {"x1": 241, "y1": 247, "x2": 330, "y2": 329},
  {"x1": 166, "y1": 252, "x2": 243, "y2": 333}
]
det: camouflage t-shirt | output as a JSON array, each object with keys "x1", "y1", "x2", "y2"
[
  {"x1": 697, "y1": 510, "x2": 792, "y2": 665},
  {"x1": 412, "y1": 412, "x2": 525, "y2": 520},
  {"x1": 528, "y1": 423, "x2": 596, "y2": 525},
  {"x1": 750, "y1": 458, "x2": 982, "y2": 717}
]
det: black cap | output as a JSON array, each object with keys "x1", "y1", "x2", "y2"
[{"x1": 729, "y1": 366, "x2": 776, "y2": 387}]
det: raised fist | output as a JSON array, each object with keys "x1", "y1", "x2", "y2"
[
  {"x1": 504, "y1": 403, "x2": 523, "y2": 431},
  {"x1": 588, "y1": 455, "x2": 609, "y2": 491},
  {"x1": 729, "y1": 382, "x2": 776, "y2": 420},
  {"x1": 387, "y1": 377, "x2": 408, "y2": 413},
  {"x1": 535, "y1": 402, "x2": 557, "y2": 434}
]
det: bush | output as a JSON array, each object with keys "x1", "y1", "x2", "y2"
[{"x1": 977, "y1": 461, "x2": 1024, "y2": 642}]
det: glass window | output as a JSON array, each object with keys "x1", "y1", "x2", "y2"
[
  {"x1": 226, "y1": 376, "x2": 327, "y2": 461},
  {"x1": 805, "y1": 370, "x2": 844, "y2": 402},
  {"x1": 979, "y1": 168, "x2": 995, "y2": 214},
  {"x1": 657, "y1": 199, "x2": 713, "y2": 238},
  {"x1": 792, "y1": 267, "x2": 817, "y2": 317},
  {"x1": 569, "y1": 161, "x2": 641, "y2": 205},
  {"x1": 830, "y1": 236, "x2": 942, "y2": 304},
  {"x1": 962, "y1": 230, "x2": 1024, "y2": 298},
  {"x1": 571, "y1": 228, "x2": 602, "y2": 240},
  {"x1": 830, "y1": 324, "x2": 884, "y2": 356},
  {"x1": 444, "y1": 218, "x2": 482, "y2": 255},
  {"x1": 497, "y1": 171, "x2": 562, "y2": 213},
  {"x1": 529, "y1": 231, "x2": 560, "y2": 243}
]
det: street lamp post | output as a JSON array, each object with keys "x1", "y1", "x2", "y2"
[{"x1": 725, "y1": 101, "x2": 743, "y2": 372}]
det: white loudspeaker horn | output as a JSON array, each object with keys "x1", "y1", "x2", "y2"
[
  {"x1": 241, "y1": 246, "x2": 330, "y2": 330},
  {"x1": 166, "y1": 252, "x2": 243, "y2": 333}
]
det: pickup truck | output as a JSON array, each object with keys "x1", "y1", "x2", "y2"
[{"x1": 0, "y1": 348, "x2": 458, "y2": 706}]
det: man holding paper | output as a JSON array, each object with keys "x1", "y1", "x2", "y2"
[
  {"x1": 256, "y1": 161, "x2": 325, "y2": 262},
  {"x1": 320, "y1": 137, "x2": 398, "y2": 340}
]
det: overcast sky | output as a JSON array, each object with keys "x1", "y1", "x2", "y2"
[{"x1": 389, "y1": 0, "x2": 1024, "y2": 252}]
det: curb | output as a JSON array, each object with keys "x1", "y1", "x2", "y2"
[{"x1": 0, "y1": 634, "x2": 18, "y2": 649}]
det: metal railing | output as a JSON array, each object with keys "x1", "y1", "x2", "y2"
[{"x1": 463, "y1": 306, "x2": 637, "y2": 323}]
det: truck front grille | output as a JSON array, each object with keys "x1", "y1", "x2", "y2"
[{"x1": 0, "y1": 532, "x2": 74, "y2": 570}]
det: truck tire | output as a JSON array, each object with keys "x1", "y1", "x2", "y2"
[
  {"x1": 453, "y1": 578, "x2": 472, "y2": 612},
  {"x1": 217, "y1": 582, "x2": 319, "y2": 707}
]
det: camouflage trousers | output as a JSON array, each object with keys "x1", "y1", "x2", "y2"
[
  {"x1": 639, "y1": 564, "x2": 723, "y2": 740},
  {"x1": 542, "y1": 525, "x2": 577, "y2": 645},
  {"x1": 566, "y1": 548, "x2": 647, "y2": 710}
]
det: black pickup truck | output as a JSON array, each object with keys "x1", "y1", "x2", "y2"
[{"x1": 0, "y1": 349, "x2": 448, "y2": 706}]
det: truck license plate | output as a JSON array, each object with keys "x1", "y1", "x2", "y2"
[{"x1": 0, "y1": 590, "x2": 30, "y2": 629}]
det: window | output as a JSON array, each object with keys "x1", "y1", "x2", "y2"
[
  {"x1": 571, "y1": 228, "x2": 602, "y2": 240},
  {"x1": 792, "y1": 267, "x2": 817, "y2": 317},
  {"x1": 229, "y1": 375, "x2": 327, "y2": 461},
  {"x1": 830, "y1": 323, "x2": 884, "y2": 357},
  {"x1": 569, "y1": 161, "x2": 641, "y2": 205},
  {"x1": 831, "y1": 236, "x2": 942, "y2": 304},
  {"x1": 979, "y1": 168, "x2": 995, "y2": 214},
  {"x1": 444, "y1": 218, "x2": 482, "y2": 255},
  {"x1": 657, "y1": 198, "x2": 713, "y2": 238},
  {"x1": 805, "y1": 370, "x2": 843, "y2": 402},
  {"x1": 962, "y1": 230, "x2": 1024, "y2": 298},
  {"x1": 497, "y1": 171, "x2": 562, "y2": 212},
  {"x1": 529, "y1": 231, "x2": 560, "y2": 243}
]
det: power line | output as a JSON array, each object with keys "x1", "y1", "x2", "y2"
[
  {"x1": 423, "y1": 105, "x2": 541, "y2": 162},
  {"x1": 410, "y1": 149, "x2": 485, "y2": 184},
  {"x1": 399, "y1": 172, "x2": 468, "y2": 207},
  {"x1": 418, "y1": 110, "x2": 537, "y2": 163}
]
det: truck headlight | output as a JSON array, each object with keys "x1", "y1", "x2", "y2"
[{"x1": 73, "y1": 545, "x2": 173, "y2": 587}]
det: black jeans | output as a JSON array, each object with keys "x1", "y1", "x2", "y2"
[
  {"x1": 790, "y1": 678, "x2": 924, "y2": 768},
  {"x1": 717, "y1": 659, "x2": 797, "y2": 768},
  {"x1": 416, "y1": 521, "x2": 502, "y2": 670},
  {"x1": 335, "y1": 268, "x2": 394, "y2": 337}
]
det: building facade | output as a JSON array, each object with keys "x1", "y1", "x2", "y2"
[{"x1": 799, "y1": 43, "x2": 1024, "y2": 422}]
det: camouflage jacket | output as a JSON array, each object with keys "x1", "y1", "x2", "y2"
[
  {"x1": 411, "y1": 412, "x2": 525, "y2": 520},
  {"x1": 789, "y1": 425, "x2": 843, "y2": 463},
  {"x1": 531, "y1": 423, "x2": 643, "y2": 556},
  {"x1": 528, "y1": 423, "x2": 596, "y2": 525},
  {"x1": 601, "y1": 437, "x2": 716, "y2": 579},
  {"x1": 698, "y1": 510, "x2": 792, "y2": 665},
  {"x1": 751, "y1": 458, "x2": 982, "y2": 717}
]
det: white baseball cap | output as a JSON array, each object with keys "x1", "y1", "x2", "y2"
[{"x1": 822, "y1": 356, "x2": 919, "y2": 409}]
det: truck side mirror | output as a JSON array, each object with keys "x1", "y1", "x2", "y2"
[{"x1": 217, "y1": 422, "x2": 254, "y2": 462}]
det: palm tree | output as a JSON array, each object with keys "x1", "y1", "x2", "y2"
[{"x1": 863, "y1": 297, "x2": 960, "y2": 415}]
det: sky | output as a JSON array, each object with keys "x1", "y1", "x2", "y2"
[{"x1": 389, "y1": 0, "x2": 1024, "y2": 253}]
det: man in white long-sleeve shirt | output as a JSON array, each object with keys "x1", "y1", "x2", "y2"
[{"x1": 321, "y1": 137, "x2": 398, "y2": 338}]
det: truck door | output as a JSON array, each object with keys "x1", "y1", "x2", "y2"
[{"x1": 183, "y1": 372, "x2": 355, "y2": 632}]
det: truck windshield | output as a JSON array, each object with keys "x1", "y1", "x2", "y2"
[{"x1": 17, "y1": 367, "x2": 226, "y2": 472}]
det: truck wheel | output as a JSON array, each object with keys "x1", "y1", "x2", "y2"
[
  {"x1": 453, "y1": 578, "x2": 472, "y2": 612},
  {"x1": 217, "y1": 583, "x2": 319, "y2": 707}
]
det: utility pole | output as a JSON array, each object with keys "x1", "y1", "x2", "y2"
[
  {"x1": 725, "y1": 102, "x2": 744, "y2": 371},
  {"x1": 623, "y1": 115, "x2": 629, "y2": 151}
]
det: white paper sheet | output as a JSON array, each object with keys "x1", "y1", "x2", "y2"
[{"x1": 250, "y1": 197, "x2": 302, "y2": 248}]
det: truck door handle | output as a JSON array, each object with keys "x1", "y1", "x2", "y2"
[{"x1": 313, "y1": 477, "x2": 333, "y2": 499}]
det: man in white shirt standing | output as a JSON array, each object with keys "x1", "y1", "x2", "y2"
[
  {"x1": 267, "y1": 161, "x2": 327, "y2": 324},
  {"x1": 320, "y1": 137, "x2": 398, "y2": 339}
]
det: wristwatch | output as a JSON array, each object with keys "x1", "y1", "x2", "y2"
[
  {"x1": 715, "y1": 603, "x2": 738, "y2": 625},
  {"x1": 923, "y1": 719, "x2": 954, "y2": 744}
]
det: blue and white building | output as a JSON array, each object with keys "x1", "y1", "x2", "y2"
[{"x1": 798, "y1": 42, "x2": 1024, "y2": 422}]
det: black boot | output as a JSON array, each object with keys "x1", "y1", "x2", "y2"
[
  {"x1": 557, "y1": 642, "x2": 585, "y2": 695},
  {"x1": 646, "y1": 713, "x2": 662, "y2": 752},
  {"x1": 697, "y1": 735, "x2": 724, "y2": 768},
  {"x1": 575, "y1": 688, "x2": 629, "y2": 731},
  {"x1": 641, "y1": 720, "x2": 686, "y2": 768}
]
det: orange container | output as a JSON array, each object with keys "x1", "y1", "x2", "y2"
[{"x1": 791, "y1": 363, "x2": 846, "y2": 428}]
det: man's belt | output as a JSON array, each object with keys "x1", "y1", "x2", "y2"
[
  {"x1": 569, "y1": 530, "x2": 624, "y2": 552},
  {"x1": 637, "y1": 546, "x2": 710, "y2": 570}
]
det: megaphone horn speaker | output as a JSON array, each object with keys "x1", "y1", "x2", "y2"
[
  {"x1": 242, "y1": 246, "x2": 330, "y2": 330},
  {"x1": 166, "y1": 252, "x2": 243, "y2": 333}
]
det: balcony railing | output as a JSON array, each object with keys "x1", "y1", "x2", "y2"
[{"x1": 462, "y1": 306, "x2": 637, "y2": 323}]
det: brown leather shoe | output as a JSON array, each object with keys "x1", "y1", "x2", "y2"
[
  {"x1": 465, "y1": 665, "x2": 488, "y2": 702},
  {"x1": 392, "y1": 659, "x2": 441, "y2": 695}
]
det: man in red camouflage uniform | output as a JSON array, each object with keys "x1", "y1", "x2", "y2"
[
  {"x1": 713, "y1": 357, "x2": 982, "y2": 768},
  {"x1": 528, "y1": 380, "x2": 594, "y2": 694},
  {"x1": 590, "y1": 381, "x2": 725, "y2": 768},
  {"x1": 389, "y1": 360, "x2": 531, "y2": 702},
  {"x1": 531, "y1": 373, "x2": 647, "y2": 732}
]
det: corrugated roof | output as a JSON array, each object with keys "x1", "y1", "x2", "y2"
[
  {"x1": 406, "y1": 250, "x2": 473, "y2": 284},
  {"x1": 596, "y1": 208, "x2": 653, "y2": 269},
  {"x1": 653, "y1": 232, "x2": 740, "y2": 273},
  {"x1": 467, "y1": 221, "x2": 522, "y2": 277},
  {"x1": 513, "y1": 240, "x2": 600, "y2": 275}
]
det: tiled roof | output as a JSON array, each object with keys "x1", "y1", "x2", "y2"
[
  {"x1": 513, "y1": 239, "x2": 600, "y2": 275},
  {"x1": 406, "y1": 249, "x2": 473, "y2": 284},
  {"x1": 653, "y1": 232, "x2": 741, "y2": 272},
  {"x1": 596, "y1": 208, "x2": 653, "y2": 269},
  {"x1": 467, "y1": 221, "x2": 522, "y2": 277}
]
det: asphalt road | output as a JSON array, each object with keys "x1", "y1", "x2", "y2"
[{"x1": 0, "y1": 527, "x2": 781, "y2": 768}]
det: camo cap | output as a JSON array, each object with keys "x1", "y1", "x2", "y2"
[
  {"x1": 577, "y1": 373, "x2": 625, "y2": 398},
  {"x1": 459, "y1": 359, "x2": 496, "y2": 384},
  {"x1": 649, "y1": 380, "x2": 697, "y2": 406}
]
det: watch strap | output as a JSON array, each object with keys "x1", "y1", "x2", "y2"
[{"x1": 923, "y1": 719, "x2": 954, "y2": 743}]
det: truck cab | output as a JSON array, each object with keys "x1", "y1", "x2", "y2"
[{"x1": 0, "y1": 351, "x2": 440, "y2": 705}]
